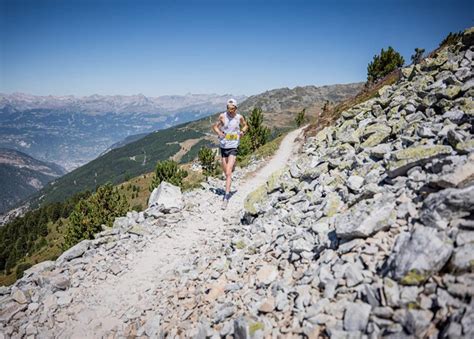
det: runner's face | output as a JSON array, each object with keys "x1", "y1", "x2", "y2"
[{"x1": 227, "y1": 105, "x2": 237, "y2": 115}]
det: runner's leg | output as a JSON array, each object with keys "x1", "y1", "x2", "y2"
[
  {"x1": 221, "y1": 155, "x2": 229, "y2": 197},
  {"x1": 225, "y1": 155, "x2": 236, "y2": 197}
]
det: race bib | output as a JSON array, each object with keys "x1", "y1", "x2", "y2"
[{"x1": 225, "y1": 133, "x2": 239, "y2": 140}]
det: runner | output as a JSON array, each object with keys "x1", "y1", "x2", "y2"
[{"x1": 212, "y1": 98, "x2": 248, "y2": 209}]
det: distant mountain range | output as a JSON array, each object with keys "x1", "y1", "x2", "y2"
[
  {"x1": 0, "y1": 148, "x2": 66, "y2": 214},
  {"x1": 0, "y1": 93, "x2": 247, "y2": 171}
]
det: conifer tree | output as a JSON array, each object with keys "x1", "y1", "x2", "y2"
[
  {"x1": 295, "y1": 108, "x2": 306, "y2": 127},
  {"x1": 246, "y1": 107, "x2": 270, "y2": 151},
  {"x1": 367, "y1": 46, "x2": 404, "y2": 83}
]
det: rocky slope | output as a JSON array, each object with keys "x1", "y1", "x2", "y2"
[
  {"x1": 0, "y1": 148, "x2": 66, "y2": 215},
  {"x1": 0, "y1": 28, "x2": 473, "y2": 338}
]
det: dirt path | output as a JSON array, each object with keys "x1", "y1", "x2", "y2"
[{"x1": 59, "y1": 127, "x2": 305, "y2": 338}]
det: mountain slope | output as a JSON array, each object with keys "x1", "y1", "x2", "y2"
[{"x1": 0, "y1": 148, "x2": 66, "y2": 214}]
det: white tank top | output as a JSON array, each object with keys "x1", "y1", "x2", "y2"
[{"x1": 219, "y1": 112, "x2": 241, "y2": 149}]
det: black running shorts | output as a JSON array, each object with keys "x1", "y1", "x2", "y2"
[{"x1": 220, "y1": 147, "x2": 238, "y2": 158}]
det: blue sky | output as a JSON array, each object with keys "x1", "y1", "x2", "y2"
[{"x1": 1, "y1": 0, "x2": 472, "y2": 97}]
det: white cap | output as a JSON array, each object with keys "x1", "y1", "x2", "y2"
[{"x1": 227, "y1": 98, "x2": 237, "y2": 107}]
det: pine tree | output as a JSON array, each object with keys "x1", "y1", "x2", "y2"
[
  {"x1": 246, "y1": 107, "x2": 270, "y2": 151},
  {"x1": 295, "y1": 108, "x2": 306, "y2": 127},
  {"x1": 367, "y1": 46, "x2": 404, "y2": 83}
]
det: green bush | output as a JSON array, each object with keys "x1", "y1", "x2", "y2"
[
  {"x1": 64, "y1": 183, "x2": 128, "y2": 249},
  {"x1": 149, "y1": 160, "x2": 188, "y2": 191},
  {"x1": 198, "y1": 147, "x2": 218, "y2": 176},
  {"x1": 295, "y1": 108, "x2": 307, "y2": 127},
  {"x1": 367, "y1": 46, "x2": 404, "y2": 83}
]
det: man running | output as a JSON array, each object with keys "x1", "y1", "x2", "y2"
[{"x1": 212, "y1": 98, "x2": 248, "y2": 209}]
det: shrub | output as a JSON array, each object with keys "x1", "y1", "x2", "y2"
[
  {"x1": 149, "y1": 160, "x2": 188, "y2": 191},
  {"x1": 198, "y1": 147, "x2": 218, "y2": 176},
  {"x1": 367, "y1": 46, "x2": 404, "y2": 83},
  {"x1": 295, "y1": 108, "x2": 307, "y2": 127},
  {"x1": 64, "y1": 183, "x2": 128, "y2": 248}
]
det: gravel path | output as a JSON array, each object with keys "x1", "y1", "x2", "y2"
[{"x1": 57, "y1": 127, "x2": 305, "y2": 338}]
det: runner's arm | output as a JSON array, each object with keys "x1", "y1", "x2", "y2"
[{"x1": 212, "y1": 114, "x2": 225, "y2": 138}]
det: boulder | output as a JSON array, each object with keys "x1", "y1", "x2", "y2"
[
  {"x1": 420, "y1": 186, "x2": 474, "y2": 229},
  {"x1": 433, "y1": 156, "x2": 474, "y2": 188},
  {"x1": 449, "y1": 243, "x2": 474, "y2": 273},
  {"x1": 388, "y1": 145, "x2": 453, "y2": 178},
  {"x1": 343, "y1": 302, "x2": 371, "y2": 332},
  {"x1": 244, "y1": 185, "x2": 267, "y2": 215},
  {"x1": 391, "y1": 226, "x2": 453, "y2": 285},
  {"x1": 147, "y1": 181, "x2": 184, "y2": 213},
  {"x1": 335, "y1": 197, "x2": 396, "y2": 239},
  {"x1": 57, "y1": 240, "x2": 91, "y2": 263}
]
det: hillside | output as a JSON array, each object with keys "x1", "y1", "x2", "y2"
[
  {"x1": 28, "y1": 124, "x2": 203, "y2": 207},
  {"x1": 0, "y1": 148, "x2": 65, "y2": 214},
  {"x1": 1, "y1": 28, "x2": 472, "y2": 338},
  {"x1": 13, "y1": 82, "x2": 362, "y2": 212}
]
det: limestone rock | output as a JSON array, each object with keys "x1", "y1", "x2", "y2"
[
  {"x1": 420, "y1": 186, "x2": 474, "y2": 229},
  {"x1": 388, "y1": 145, "x2": 453, "y2": 177},
  {"x1": 449, "y1": 243, "x2": 474, "y2": 273},
  {"x1": 343, "y1": 302, "x2": 371, "y2": 331},
  {"x1": 391, "y1": 226, "x2": 453, "y2": 285},
  {"x1": 57, "y1": 240, "x2": 91, "y2": 263},
  {"x1": 147, "y1": 181, "x2": 184, "y2": 212},
  {"x1": 256, "y1": 264, "x2": 278, "y2": 285},
  {"x1": 335, "y1": 197, "x2": 396, "y2": 239}
]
